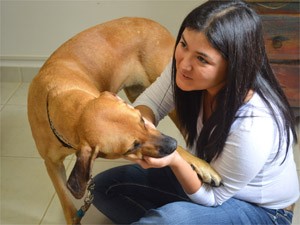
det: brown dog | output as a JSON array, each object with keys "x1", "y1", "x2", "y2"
[{"x1": 27, "y1": 17, "x2": 221, "y2": 224}]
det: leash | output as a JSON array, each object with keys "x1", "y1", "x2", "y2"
[{"x1": 73, "y1": 176, "x2": 95, "y2": 225}]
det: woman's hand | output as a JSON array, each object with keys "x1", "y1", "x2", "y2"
[
  {"x1": 134, "y1": 149, "x2": 202, "y2": 194},
  {"x1": 135, "y1": 150, "x2": 181, "y2": 169}
]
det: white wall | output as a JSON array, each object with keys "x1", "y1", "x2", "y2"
[{"x1": 1, "y1": 0, "x2": 205, "y2": 68}]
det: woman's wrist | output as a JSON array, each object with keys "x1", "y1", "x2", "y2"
[
  {"x1": 168, "y1": 150, "x2": 184, "y2": 169},
  {"x1": 169, "y1": 150, "x2": 202, "y2": 194}
]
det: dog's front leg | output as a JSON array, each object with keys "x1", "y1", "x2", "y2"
[
  {"x1": 44, "y1": 159, "x2": 78, "y2": 225},
  {"x1": 176, "y1": 146, "x2": 222, "y2": 187}
]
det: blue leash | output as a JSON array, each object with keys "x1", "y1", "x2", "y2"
[{"x1": 73, "y1": 177, "x2": 95, "y2": 224}]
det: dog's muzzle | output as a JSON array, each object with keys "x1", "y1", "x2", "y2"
[{"x1": 157, "y1": 134, "x2": 177, "y2": 157}]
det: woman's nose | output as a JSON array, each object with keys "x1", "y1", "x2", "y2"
[{"x1": 181, "y1": 55, "x2": 192, "y2": 71}]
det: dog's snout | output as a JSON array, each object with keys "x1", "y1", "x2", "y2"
[{"x1": 158, "y1": 134, "x2": 177, "y2": 156}]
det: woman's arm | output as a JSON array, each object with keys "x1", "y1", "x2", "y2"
[
  {"x1": 133, "y1": 61, "x2": 174, "y2": 125},
  {"x1": 169, "y1": 152, "x2": 202, "y2": 194}
]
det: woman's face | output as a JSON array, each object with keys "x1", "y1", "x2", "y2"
[{"x1": 175, "y1": 29, "x2": 228, "y2": 96}]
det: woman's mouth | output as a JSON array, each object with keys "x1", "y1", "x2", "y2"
[{"x1": 180, "y1": 71, "x2": 192, "y2": 80}]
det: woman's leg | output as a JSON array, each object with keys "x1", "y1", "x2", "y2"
[
  {"x1": 132, "y1": 198, "x2": 277, "y2": 225},
  {"x1": 91, "y1": 164, "x2": 189, "y2": 224}
]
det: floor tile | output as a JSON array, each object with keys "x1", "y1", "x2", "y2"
[
  {"x1": 40, "y1": 191, "x2": 114, "y2": 225},
  {"x1": 1, "y1": 157, "x2": 57, "y2": 224},
  {"x1": 0, "y1": 67, "x2": 22, "y2": 83},
  {"x1": 6, "y1": 82, "x2": 30, "y2": 105},
  {"x1": 1, "y1": 105, "x2": 39, "y2": 158},
  {"x1": 21, "y1": 67, "x2": 40, "y2": 83},
  {"x1": 41, "y1": 159, "x2": 129, "y2": 224},
  {"x1": 1, "y1": 82, "x2": 21, "y2": 105}
]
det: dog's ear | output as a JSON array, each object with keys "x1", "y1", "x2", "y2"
[{"x1": 67, "y1": 148, "x2": 92, "y2": 199}]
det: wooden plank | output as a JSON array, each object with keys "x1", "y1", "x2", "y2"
[
  {"x1": 246, "y1": 1, "x2": 299, "y2": 108},
  {"x1": 271, "y1": 64, "x2": 300, "y2": 107},
  {"x1": 247, "y1": 0, "x2": 298, "y2": 2},
  {"x1": 249, "y1": 2, "x2": 299, "y2": 14},
  {"x1": 262, "y1": 15, "x2": 299, "y2": 60}
]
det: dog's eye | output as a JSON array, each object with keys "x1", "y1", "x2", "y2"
[
  {"x1": 124, "y1": 141, "x2": 141, "y2": 155},
  {"x1": 133, "y1": 140, "x2": 141, "y2": 149}
]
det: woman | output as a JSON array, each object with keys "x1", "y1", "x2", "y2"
[{"x1": 92, "y1": 1, "x2": 299, "y2": 224}]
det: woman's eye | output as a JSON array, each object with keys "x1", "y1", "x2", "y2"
[
  {"x1": 197, "y1": 56, "x2": 208, "y2": 64},
  {"x1": 179, "y1": 41, "x2": 187, "y2": 48}
]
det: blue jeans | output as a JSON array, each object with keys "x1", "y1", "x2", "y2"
[{"x1": 92, "y1": 164, "x2": 293, "y2": 225}]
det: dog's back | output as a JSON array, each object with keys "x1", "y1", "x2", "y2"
[
  {"x1": 28, "y1": 17, "x2": 174, "y2": 158},
  {"x1": 35, "y1": 17, "x2": 174, "y2": 95}
]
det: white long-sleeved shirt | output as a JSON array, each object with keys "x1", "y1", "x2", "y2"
[{"x1": 133, "y1": 62, "x2": 299, "y2": 209}]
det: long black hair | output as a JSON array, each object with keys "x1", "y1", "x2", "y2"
[{"x1": 172, "y1": 0, "x2": 297, "y2": 162}]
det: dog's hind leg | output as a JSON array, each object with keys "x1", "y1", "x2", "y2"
[{"x1": 44, "y1": 158, "x2": 78, "y2": 224}]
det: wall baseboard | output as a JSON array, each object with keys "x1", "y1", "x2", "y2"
[
  {"x1": 0, "y1": 56, "x2": 46, "y2": 82},
  {"x1": 0, "y1": 66, "x2": 41, "y2": 83}
]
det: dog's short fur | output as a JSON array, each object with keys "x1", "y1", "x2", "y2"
[{"x1": 27, "y1": 17, "x2": 221, "y2": 224}]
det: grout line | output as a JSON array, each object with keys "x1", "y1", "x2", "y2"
[
  {"x1": 0, "y1": 155, "x2": 42, "y2": 159},
  {"x1": 65, "y1": 154, "x2": 75, "y2": 171},
  {"x1": 38, "y1": 191, "x2": 57, "y2": 225},
  {"x1": 1, "y1": 82, "x2": 23, "y2": 106}
]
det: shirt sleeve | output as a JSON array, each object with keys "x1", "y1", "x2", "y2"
[
  {"x1": 133, "y1": 61, "x2": 174, "y2": 125},
  {"x1": 186, "y1": 109, "x2": 277, "y2": 206}
]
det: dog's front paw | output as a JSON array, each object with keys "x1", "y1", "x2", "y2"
[
  {"x1": 190, "y1": 161, "x2": 222, "y2": 187},
  {"x1": 176, "y1": 146, "x2": 222, "y2": 187}
]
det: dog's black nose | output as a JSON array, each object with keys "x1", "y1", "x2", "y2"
[{"x1": 159, "y1": 134, "x2": 177, "y2": 156}]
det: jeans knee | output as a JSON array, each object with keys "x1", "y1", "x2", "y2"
[
  {"x1": 91, "y1": 164, "x2": 140, "y2": 201},
  {"x1": 132, "y1": 202, "x2": 188, "y2": 224},
  {"x1": 132, "y1": 208, "x2": 172, "y2": 224}
]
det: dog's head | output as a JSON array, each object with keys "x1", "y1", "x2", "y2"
[{"x1": 67, "y1": 91, "x2": 177, "y2": 199}]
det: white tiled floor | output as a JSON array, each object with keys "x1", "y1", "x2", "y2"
[
  {"x1": 1, "y1": 80, "x2": 299, "y2": 224},
  {"x1": 0, "y1": 80, "x2": 185, "y2": 224}
]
